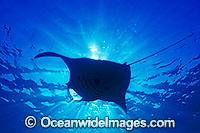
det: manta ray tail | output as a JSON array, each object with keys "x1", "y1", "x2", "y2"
[{"x1": 128, "y1": 33, "x2": 193, "y2": 66}]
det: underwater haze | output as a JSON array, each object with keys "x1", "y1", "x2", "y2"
[{"x1": 0, "y1": 0, "x2": 200, "y2": 132}]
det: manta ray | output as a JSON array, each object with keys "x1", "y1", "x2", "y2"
[{"x1": 34, "y1": 34, "x2": 192, "y2": 112}]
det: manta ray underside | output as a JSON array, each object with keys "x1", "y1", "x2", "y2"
[
  {"x1": 34, "y1": 33, "x2": 193, "y2": 112},
  {"x1": 35, "y1": 52, "x2": 130, "y2": 112}
]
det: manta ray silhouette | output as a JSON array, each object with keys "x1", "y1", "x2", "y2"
[{"x1": 34, "y1": 34, "x2": 192, "y2": 112}]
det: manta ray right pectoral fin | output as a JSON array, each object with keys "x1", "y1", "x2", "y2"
[{"x1": 114, "y1": 96, "x2": 127, "y2": 112}]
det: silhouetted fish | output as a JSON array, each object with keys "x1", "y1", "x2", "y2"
[
  {"x1": 34, "y1": 33, "x2": 193, "y2": 112},
  {"x1": 35, "y1": 52, "x2": 130, "y2": 112}
]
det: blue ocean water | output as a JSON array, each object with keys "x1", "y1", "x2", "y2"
[{"x1": 0, "y1": 0, "x2": 200, "y2": 132}]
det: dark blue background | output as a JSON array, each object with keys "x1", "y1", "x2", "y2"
[{"x1": 0, "y1": 0, "x2": 200, "y2": 132}]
